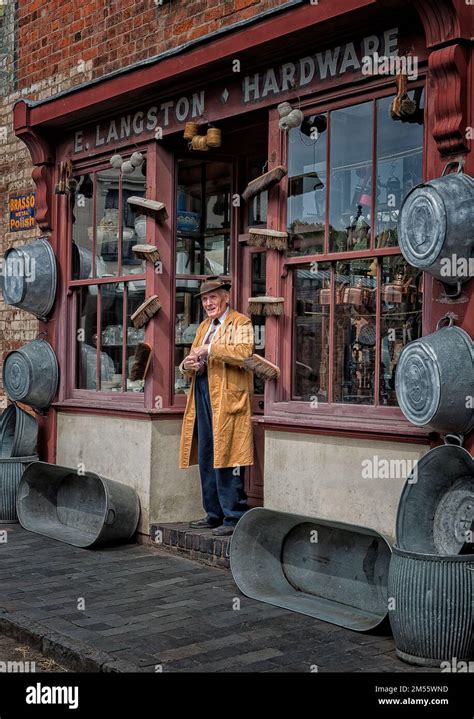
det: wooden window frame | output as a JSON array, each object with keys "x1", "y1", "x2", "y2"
[{"x1": 262, "y1": 80, "x2": 432, "y2": 438}]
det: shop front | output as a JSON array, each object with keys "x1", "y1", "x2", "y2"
[{"x1": 12, "y1": 0, "x2": 473, "y2": 538}]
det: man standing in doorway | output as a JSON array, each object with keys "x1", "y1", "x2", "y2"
[{"x1": 178, "y1": 277, "x2": 253, "y2": 536}]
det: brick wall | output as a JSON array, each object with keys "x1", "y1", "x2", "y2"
[{"x1": 0, "y1": 0, "x2": 289, "y2": 404}]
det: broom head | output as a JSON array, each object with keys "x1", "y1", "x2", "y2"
[
  {"x1": 130, "y1": 343, "x2": 152, "y2": 381},
  {"x1": 243, "y1": 354, "x2": 280, "y2": 381},
  {"x1": 131, "y1": 296, "x2": 162, "y2": 328},
  {"x1": 242, "y1": 166, "x2": 287, "y2": 201}
]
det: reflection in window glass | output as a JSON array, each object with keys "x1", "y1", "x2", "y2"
[
  {"x1": 375, "y1": 92, "x2": 424, "y2": 248},
  {"x1": 293, "y1": 263, "x2": 330, "y2": 402},
  {"x1": 247, "y1": 157, "x2": 268, "y2": 227},
  {"x1": 174, "y1": 279, "x2": 204, "y2": 395},
  {"x1": 121, "y1": 163, "x2": 147, "y2": 274},
  {"x1": 95, "y1": 169, "x2": 121, "y2": 276},
  {"x1": 287, "y1": 115, "x2": 327, "y2": 256},
  {"x1": 176, "y1": 160, "x2": 231, "y2": 276},
  {"x1": 251, "y1": 252, "x2": 266, "y2": 396},
  {"x1": 333, "y1": 259, "x2": 377, "y2": 405},
  {"x1": 72, "y1": 174, "x2": 94, "y2": 279},
  {"x1": 99, "y1": 284, "x2": 123, "y2": 392},
  {"x1": 380, "y1": 257, "x2": 422, "y2": 405},
  {"x1": 329, "y1": 102, "x2": 373, "y2": 252},
  {"x1": 77, "y1": 285, "x2": 99, "y2": 390}
]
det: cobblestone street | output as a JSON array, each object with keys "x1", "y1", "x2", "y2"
[{"x1": 0, "y1": 525, "x2": 439, "y2": 673}]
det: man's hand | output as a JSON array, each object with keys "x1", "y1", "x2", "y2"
[{"x1": 183, "y1": 350, "x2": 202, "y2": 371}]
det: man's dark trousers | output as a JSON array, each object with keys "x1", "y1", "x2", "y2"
[{"x1": 195, "y1": 369, "x2": 249, "y2": 527}]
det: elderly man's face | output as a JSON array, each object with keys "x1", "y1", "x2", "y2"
[{"x1": 201, "y1": 289, "x2": 229, "y2": 320}]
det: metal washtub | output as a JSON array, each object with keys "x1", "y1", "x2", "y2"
[
  {"x1": 3, "y1": 338, "x2": 59, "y2": 411},
  {"x1": 0, "y1": 456, "x2": 38, "y2": 523},
  {"x1": 2, "y1": 238, "x2": 57, "y2": 321},
  {"x1": 396, "y1": 441, "x2": 474, "y2": 556},
  {"x1": 17, "y1": 462, "x2": 140, "y2": 548},
  {"x1": 0, "y1": 404, "x2": 38, "y2": 458},
  {"x1": 398, "y1": 161, "x2": 474, "y2": 294},
  {"x1": 395, "y1": 315, "x2": 474, "y2": 435},
  {"x1": 230, "y1": 508, "x2": 392, "y2": 632}
]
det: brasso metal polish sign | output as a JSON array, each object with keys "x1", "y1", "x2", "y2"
[{"x1": 73, "y1": 28, "x2": 400, "y2": 154}]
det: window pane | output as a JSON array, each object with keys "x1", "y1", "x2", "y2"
[
  {"x1": 176, "y1": 160, "x2": 231, "y2": 276},
  {"x1": 333, "y1": 259, "x2": 377, "y2": 404},
  {"x1": 99, "y1": 283, "x2": 123, "y2": 392},
  {"x1": 174, "y1": 279, "x2": 204, "y2": 395},
  {"x1": 77, "y1": 285, "x2": 98, "y2": 390},
  {"x1": 287, "y1": 114, "x2": 327, "y2": 256},
  {"x1": 251, "y1": 252, "x2": 266, "y2": 396},
  {"x1": 380, "y1": 257, "x2": 423, "y2": 405},
  {"x1": 247, "y1": 157, "x2": 268, "y2": 227},
  {"x1": 121, "y1": 161, "x2": 147, "y2": 274},
  {"x1": 96, "y1": 168, "x2": 121, "y2": 275},
  {"x1": 293, "y1": 263, "x2": 330, "y2": 402},
  {"x1": 329, "y1": 102, "x2": 373, "y2": 252},
  {"x1": 375, "y1": 92, "x2": 424, "y2": 248},
  {"x1": 126, "y1": 280, "x2": 146, "y2": 392},
  {"x1": 72, "y1": 175, "x2": 94, "y2": 280}
]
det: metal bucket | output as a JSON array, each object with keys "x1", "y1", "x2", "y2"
[
  {"x1": 3, "y1": 338, "x2": 59, "y2": 411},
  {"x1": 72, "y1": 242, "x2": 93, "y2": 280},
  {"x1": 388, "y1": 546, "x2": 474, "y2": 666},
  {"x1": 2, "y1": 238, "x2": 57, "y2": 321},
  {"x1": 0, "y1": 404, "x2": 38, "y2": 458},
  {"x1": 396, "y1": 441, "x2": 474, "y2": 556},
  {"x1": 398, "y1": 162, "x2": 474, "y2": 292},
  {"x1": 395, "y1": 315, "x2": 474, "y2": 435},
  {"x1": 17, "y1": 461, "x2": 140, "y2": 548},
  {"x1": 230, "y1": 507, "x2": 392, "y2": 632},
  {"x1": 0, "y1": 455, "x2": 38, "y2": 523}
]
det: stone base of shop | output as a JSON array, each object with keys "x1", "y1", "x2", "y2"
[{"x1": 149, "y1": 523, "x2": 230, "y2": 569}]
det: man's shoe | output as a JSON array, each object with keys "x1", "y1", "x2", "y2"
[
  {"x1": 211, "y1": 525, "x2": 235, "y2": 536},
  {"x1": 189, "y1": 517, "x2": 220, "y2": 529}
]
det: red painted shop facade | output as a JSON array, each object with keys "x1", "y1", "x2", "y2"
[{"x1": 13, "y1": 0, "x2": 473, "y2": 535}]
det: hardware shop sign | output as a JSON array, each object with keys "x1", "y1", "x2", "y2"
[
  {"x1": 70, "y1": 27, "x2": 412, "y2": 157},
  {"x1": 9, "y1": 193, "x2": 36, "y2": 232}
]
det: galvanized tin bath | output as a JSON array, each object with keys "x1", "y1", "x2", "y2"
[
  {"x1": 0, "y1": 455, "x2": 38, "y2": 523},
  {"x1": 0, "y1": 404, "x2": 38, "y2": 458},
  {"x1": 2, "y1": 238, "x2": 57, "y2": 321},
  {"x1": 3, "y1": 338, "x2": 59, "y2": 411},
  {"x1": 397, "y1": 442, "x2": 474, "y2": 555},
  {"x1": 230, "y1": 507, "x2": 392, "y2": 632},
  {"x1": 388, "y1": 546, "x2": 474, "y2": 667},
  {"x1": 395, "y1": 315, "x2": 474, "y2": 435},
  {"x1": 398, "y1": 162, "x2": 474, "y2": 290},
  {"x1": 17, "y1": 462, "x2": 140, "y2": 548}
]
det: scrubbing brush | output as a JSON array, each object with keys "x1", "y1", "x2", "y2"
[
  {"x1": 248, "y1": 227, "x2": 288, "y2": 251},
  {"x1": 132, "y1": 244, "x2": 161, "y2": 264},
  {"x1": 130, "y1": 295, "x2": 161, "y2": 328},
  {"x1": 242, "y1": 354, "x2": 280, "y2": 381},
  {"x1": 247, "y1": 296, "x2": 285, "y2": 316},
  {"x1": 129, "y1": 343, "x2": 152, "y2": 382},
  {"x1": 242, "y1": 165, "x2": 287, "y2": 201}
]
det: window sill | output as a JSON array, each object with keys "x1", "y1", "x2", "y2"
[
  {"x1": 51, "y1": 398, "x2": 185, "y2": 419},
  {"x1": 258, "y1": 402, "x2": 432, "y2": 443}
]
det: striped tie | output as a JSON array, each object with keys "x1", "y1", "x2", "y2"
[{"x1": 197, "y1": 318, "x2": 220, "y2": 375}]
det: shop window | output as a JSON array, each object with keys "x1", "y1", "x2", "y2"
[
  {"x1": 174, "y1": 159, "x2": 232, "y2": 395},
  {"x1": 71, "y1": 157, "x2": 148, "y2": 393},
  {"x1": 288, "y1": 91, "x2": 424, "y2": 408}
]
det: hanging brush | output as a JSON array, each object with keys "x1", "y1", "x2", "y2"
[
  {"x1": 130, "y1": 296, "x2": 161, "y2": 328},
  {"x1": 129, "y1": 343, "x2": 152, "y2": 382},
  {"x1": 127, "y1": 197, "x2": 169, "y2": 222},
  {"x1": 242, "y1": 165, "x2": 287, "y2": 202},
  {"x1": 242, "y1": 354, "x2": 280, "y2": 381},
  {"x1": 247, "y1": 296, "x2": 285, "y2": 316},
  {"x1": 390, "y1": 72, "x2": 417, "y2": 121},
  {"x1": 248, "y1": 227, "x2": 289, "y2": 251},
  {"x1": 132, "y1": 244, "x2": 161, "y2": 264}
]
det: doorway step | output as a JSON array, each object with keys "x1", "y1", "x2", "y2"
[{"x1": 149, "y1": 522, "x2": 230, "y2": 569}]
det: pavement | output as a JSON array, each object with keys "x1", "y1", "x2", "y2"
[{"x1": 0, "y1": 524, "x2": 439, "y2": 673}]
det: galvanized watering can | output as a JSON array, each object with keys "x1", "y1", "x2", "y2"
[
  {"x1": 230, "y1": 507, "x2": 392, "y2": 632},
  {"x1": 17, "y1": 462, "x2": 140, "y2": 548},
  {"x1": 3, "y1": 337, "x2": 59, "y2": 411},
  {"x1": 2, "y1": 238, "x2": 57, "y2": 321},
  {"x1": 395, "y1": 314, "x2": 474, "y2": 435},
  {"x1": 398, "y1": 161, "x2": 474, "y2": 296}
]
